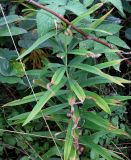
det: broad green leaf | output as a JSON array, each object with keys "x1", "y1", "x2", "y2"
[
  {"x1": 51, "y1": 67, "x2": 66, "y2": 85},
  {"x1": 37, "y1": 9, "x2": 55, "y2": 36},
  {"x1": 66, "y1": 1, "x2": 87, "y2": 16},
  {"x1": 71, "y1": 63, "x2": 124, "y2": 86},
  {"x1": 104, "y1": 51, "x2": 121, "y2": 71},
  {"x1": 64, "y1": 120, "x2": 74, "y2": 160},
  {"x1": 90, "y1": 9, "x2": 113, "y2": 29},
  {"x1": 17, "y1": 31, "x2": 56, "y2": 60},
  {"x1": 106, "y1": 36, "x2": 130, "y2": 49},
  {"x1": 23, "y1": 80, "x2": 66, "y2": 126},
  {"x1": 94, "y1": 59, "x2": 123, "y2": 69},
  {"x1": 83, "y1": 0, "x2": 94, "y2": 7},
  {"x1": 96, "y1": 24, "x2": 122, "y2": 37},
  {"x1": 72, "y1": 3, "x2": 103, "y2": 25},
  {"x1": 69, "y1": 79, "x2": 86, "y2": 102},
  {"x1": 86, "y1": 91, "x2": 111, "y2": 114},
  {"x1": 37, "y1": 5, "x2": 65, "y2": 36},
  {"x1": 0, "y1": 15, "x2": 24, "y2": 27},
  {"x1": 0, "y1": 27, "x2": 27, "y2": 37}
]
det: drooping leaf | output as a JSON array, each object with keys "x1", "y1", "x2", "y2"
[{"x1": 71, "y1": 63, "x2": 124, "y2": 86}]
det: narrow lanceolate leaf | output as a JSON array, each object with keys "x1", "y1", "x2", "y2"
[
  {"x1": 23, "y1": 80, "x2": 66, "y2": 126},
  {"x1": 17, "y1": 31, "x2": 56, "y2": 60},
  {"x1": 82, "y1": 76, "x2": 131, "y2": 87},
  {"x1": 69, "y1": 79, "x2": 86, "y2": 102},
  {"x1": 51, "y1": 67, "x2": 66, "y2": 85},
  {"x1": 72, "y1": 3, "x2": 103, "y2": 25},
  {"x1": 94, "y1": 59, "x2": 123, "y2": 69},
  {"x1": 71, "y1": 63, "x2": 124, "y2": 86},
  {"x1": 86, "y1": 91, "x2": 111, "y2": 114},
  {"x1": 9, "y1": 103, "x2": 68, "y2": 122},
  {"x1": 90, "y1": 9, "x2": 113, "y2": 29},
  {"x1": 3, "y1": 90, "x2": 68, "y2": 107},
  {"x1": 80, "y1": 138, "x2": 114, "y2": 160},
  {"x1": 82, "y1": 111, "x2": 128, "y2": 136},
  {"x1": 103, "y1": 0, "x2": 125, "y2": 17},
  {"x1": 64, "y1": 120, "x2": 74, "y2": 160}
]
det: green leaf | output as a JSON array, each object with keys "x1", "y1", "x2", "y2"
[
  {"x1": 90, "y1": 9, "x2": 113, "y2": 29},
  {"x1": 96, "y1": 24, "x2": 122, "y2": 37},
  {"x1": 80, "y1": 137, "x2": 114, "y2": 160},
  {"x1": 23, "y1": 80, "x2": 66, "y2": 126},
  {"x1": 86, "y1": 91, "x2": 111, "y2": 114},
  {"x1": 104, "y1": 51, "x2": 121, "y2": 71},
  {"x1": 94, "y1": 59, "x2": 123, "y2": 69},
  {"x1": 83, "y1": 0, "x2": 94, "y2": 7},
  {"x1": 17, "y1": 31, "x2": 56, "y2": 60},
  {"x1": 64, "y1": 120, "x2": 74, "y2": 160},
  {"x1": 51, "y1": 67, "x2": 66, "y2": 85},
  {"x1": 102, "y1": 0, "x2": 125, "y2": 17},
  {"x1": 106, "y1": 36, "x2": 130, "y2": 49},
  {"x1": 3, "y1": 90, "x2": 68, "y2": 107},
  {"x1": 82, "y1": 111, "x2": 128, "y2": 135},
  {"x1": 80, "y1": 27, "x2": 112, "y2": 35},
  {"x1": 71, "y1": 63, "x2": 124, "y2": 86},
  {"x1": 69, "y1": 79, "x2": 86, "y2": 102},
  {"x1": 66, "y1": 1, "x2": 87, "y2": 16},
  {"x1": 0, "y1": 15, "x2": 24, "y2": 27},
  {"x1": 9, "y1": 103, "x2": 68, "y2": 123},
  {"x1": 82, "y1": 76, "x2": 131, "y2": 87},
  {"x1": 0, "y1": 26, "x2": 27, "y2": 37},
  {"x1": 72, "y1": 3, "x2": 103, "y2": 25},
  {"x1": 37, "y1": 9, "x2": 55, "y2": 36}
]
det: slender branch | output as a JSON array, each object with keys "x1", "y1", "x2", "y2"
[{"x1": 25, "y1": 0, "x2": 131, "y2": 64}]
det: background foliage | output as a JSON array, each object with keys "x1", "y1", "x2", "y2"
[{"x1": 0, "y1": 0, "x2": 131, "y2": 159}]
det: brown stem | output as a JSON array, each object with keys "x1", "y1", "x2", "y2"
[{"x1": 26, "y1": 0, "x2": 131, "y2": 64}]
